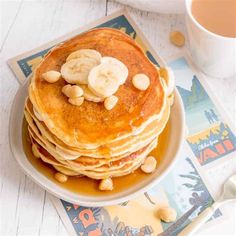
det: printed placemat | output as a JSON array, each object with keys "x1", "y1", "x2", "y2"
[{"x1": 8, "y1": 10, "x2": 236, "y2": 236}]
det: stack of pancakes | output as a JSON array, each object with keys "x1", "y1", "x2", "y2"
[{"x1": 24, "y1": 28, "x2": 174, "y2": 185}]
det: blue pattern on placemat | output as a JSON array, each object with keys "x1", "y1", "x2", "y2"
[{"x1": 17, "y1": 14, "x2": 159, "y2": 77}]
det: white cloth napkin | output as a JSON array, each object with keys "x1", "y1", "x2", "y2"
[{"x1": 116, "y1": 0, "x2": 185, "y2": 14}]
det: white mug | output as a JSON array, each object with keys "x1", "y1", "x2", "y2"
[{"x1": 185, "y1": 0, "x2": 236, "y2": 78}]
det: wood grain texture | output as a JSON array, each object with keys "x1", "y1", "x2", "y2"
[{"x1": 0, "y1": 0, "x2": 235, "y2": 235}]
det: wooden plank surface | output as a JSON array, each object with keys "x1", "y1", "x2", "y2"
[{"x1": 0, "y1": 0, "x2": 235, "y2": 235}]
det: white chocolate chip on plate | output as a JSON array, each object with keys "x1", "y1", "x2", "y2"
[
  {"x1": 158, "y1": 206, "x2": 177, "y2": 222},
  {"x1": 132, "y1": 74, "x2": 150, "y2": 91},
  {"x1": 104, "y1": 95, "x2": 118, "y2": 110},
  {"x1": 141, "y1": 156, "x2": 157, "y2": 173},
  {"x1": 54, "y1": 172, "x2": 68, "y2": 183},
  {"x1": 99, "y1": 178, "x2": 113, "y2": 191},
  {"x1": 170, "y1": 31, "x2": 185, "y2": 47},
  {"x1": 42, "y1": 70, "x2": 61, "y2": 83},
  {"x1": 68, "y1": 97, "x2": 84, "y2": 106}
]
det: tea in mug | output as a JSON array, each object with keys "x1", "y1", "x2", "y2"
[{"x1": 191, "y1": 0, "x2": 236, "y2": 38}]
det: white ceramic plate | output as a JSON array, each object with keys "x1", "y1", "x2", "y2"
[{"x1": 9, "y1": 79, "x2": 185, "y2": 207}]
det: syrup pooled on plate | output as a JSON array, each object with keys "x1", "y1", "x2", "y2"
[{"x1": 22, "y1": 119, "x2": 170, "y2": 196}]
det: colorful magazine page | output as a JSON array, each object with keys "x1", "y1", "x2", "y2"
[
  {"x1": 170, "y1": 57, "x2": 236, "y2": 166},
  {"x1": 8, "y1": 10, "x2": 236, "y2": 236}
]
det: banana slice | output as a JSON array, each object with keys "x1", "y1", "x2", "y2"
[
  {"x1": 61, "y1": 58, "x2": 98, "y2": 84},
  {"x1": 159, "y1": 67, "x2": 175, "y2": 96},
  {"x1": 88, "y1": 63, "x2": 121, "y2": 98},
  {"x1": 101, "y1": 57, "x2": 128, "y2": 84},
  {"x1": 66, "y1": 49, "x2": 102, "y2": 63},
  {"x1": 80, "y1": 85, "x2": 104, "y2": 103}
]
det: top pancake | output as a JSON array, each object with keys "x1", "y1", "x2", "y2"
[{"x1": 29, "y1": 28, "x2": 165, "y2": 147}]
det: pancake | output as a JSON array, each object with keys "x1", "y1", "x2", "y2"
[
  {"x1": 29, "y1": 28, "x2": 165, "y2": 147},
  {"x1": 25, "y1": 97, "x2": 169, "y2": 158},
  {"x1": 26, "y1": 108, "x2": 160, "y2": 168},
  {"x1": 30, "y1": 134, "x2": 157, "y2": 179},
  {"x1": 23, "y1": 28, "x2": 174, "y2": 189}
]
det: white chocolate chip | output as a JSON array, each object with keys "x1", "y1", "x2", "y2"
[
  {"x1": 99, "y1": 178, "x2": 113, "y2": 191},
  {"x1": 141, "y1": 156, "x2": 157, "y2": 173},
  {"x1": 104, "y1": 95, "x2": 118, "y2": 110},
  {"x1": 32, "y1": 143, "x2": 40, "y2": 158},
  {"x1": 68, "y1": 85, "x2": 84, "y2": 98},
  {"x1": 68, "y1": 96, "x2": 84, "y2": 106},
  {"x1": 170, "y1": 31, "x2": 185, "y2": 47},
  {"x1": 42, "y1": 70, "x2": 61, "y2": 83},
  {"x1": 62, "y1": 84, "x2": 83, "y2": 98},
  {"x1": 54, "y1": 172, "x2": 68, "y2": 183},
  {"x1": 158, "y1": 206, "x2": 177, "y2": 222},
  {"x1": 132, "y1": 74, "x2": 150, "y2": 91},
  {"x1": 61, "y1": 84, "x2": 71, "y2": 97},
  {"x1": 62, "y1": 84, "x2": 72, "y2": 97}
]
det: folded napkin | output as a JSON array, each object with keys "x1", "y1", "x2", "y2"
[{"x1": 116, "y1": 0, "x2": 185, "y2": 14}]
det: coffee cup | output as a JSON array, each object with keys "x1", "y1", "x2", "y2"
[{"x1": 185, "y1": 0, "x2": 236, "y2": 78}]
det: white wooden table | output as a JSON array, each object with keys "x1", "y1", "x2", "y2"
[{"x1": 0, "y1": 0, "x2": 235, "y2": 235}]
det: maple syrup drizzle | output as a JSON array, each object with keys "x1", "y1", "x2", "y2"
[{"x1": 22, "y1": 119, "x2": 170, "y2": 196}]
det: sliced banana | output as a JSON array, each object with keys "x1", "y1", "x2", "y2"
[
  {"x1": 159, "y1": 67, "x2": 175, "y2": 96},
  {"x1": 66, "y1": 49, "x2": 102, "y2": 63},
  {"x1": 88, "y1": 63, "x2": 121, "y2": 98},
  {"x1": 80, "y1": 85, "x2": 104, "y2": 103},
  {"x1": 101, "y1": 57, "x2": 128, "y2": 84},
  {"x1": 61, "y1": 58, "x2": 98, "y2": 84}
]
